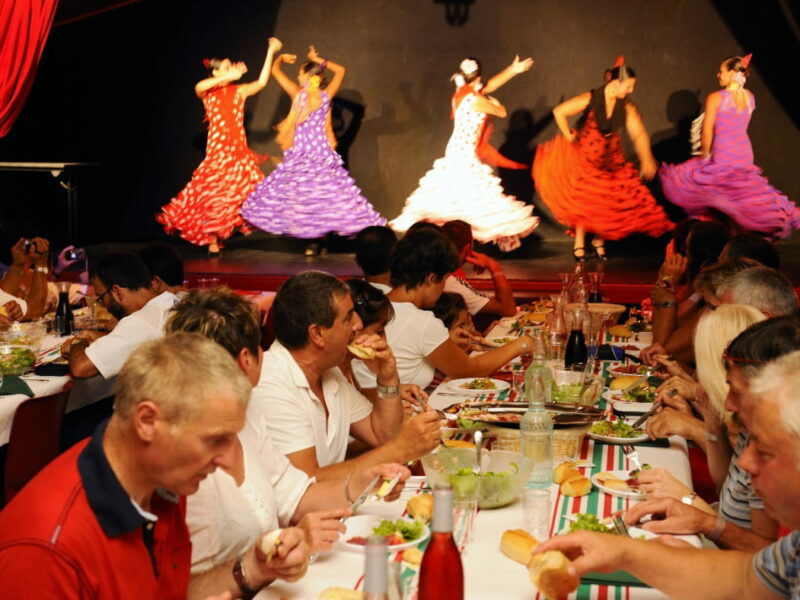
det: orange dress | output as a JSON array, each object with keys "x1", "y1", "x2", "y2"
[
  {"x1": 157, "y1": 85, "x2": 265, "y2": 246},
  {"x1": 533, "y1": 87, "x2": 673, "y2": 240}
]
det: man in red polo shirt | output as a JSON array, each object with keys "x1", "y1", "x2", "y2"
[{"x1": 0, "y1": 333, "x2": 309, "y2": 598}]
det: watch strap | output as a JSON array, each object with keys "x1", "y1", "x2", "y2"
[{"x1": 233, "y1": 558, "x2": 261, "y2": 599}]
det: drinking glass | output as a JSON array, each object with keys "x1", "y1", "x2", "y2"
[
  {"x1": 523, "y1": 488, "x2": 552, "y2": 540},
  {"x1": 197, "y1": 277, "x2": 221, "y2": 289}
]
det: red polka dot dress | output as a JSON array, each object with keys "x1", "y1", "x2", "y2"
[{"x1": 157, "y1": 85, "x2": 265, "y2": 246}]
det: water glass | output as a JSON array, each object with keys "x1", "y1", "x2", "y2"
[
  {"x1": 197, "y1": 277, "x2": 221, "y2": 289},
  {"x1": 453, "y1": 497, "x2": 478, "y2": 553},
  {"x1": 523, "y1": 488, "x2": 552, "y2": 541}
]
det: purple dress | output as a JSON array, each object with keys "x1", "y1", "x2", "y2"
[
  {"x1": 241, "y1": 90, "x2": 386, "y2": 238},
  {"x1": 660, "y1": 90, "x2": 799, "y2": 240}
]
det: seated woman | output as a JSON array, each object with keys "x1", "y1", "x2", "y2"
[{"x1": 364, "y1": 228, "x2": 533, "y2": 390}]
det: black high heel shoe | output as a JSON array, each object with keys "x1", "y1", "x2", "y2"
[
  {"x1": 591, "y1": 241, "x2": 608, "y2": 261},
  {"x1": 573, "y1": 246, "x2": 587, "y2": 262}
]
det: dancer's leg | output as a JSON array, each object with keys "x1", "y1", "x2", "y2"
[{"x1": 573, "y1": 226, "x2": 587, "y2": 261}]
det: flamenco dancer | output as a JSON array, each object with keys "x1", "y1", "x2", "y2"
[
  {"x1": 157, "y1": 37, "x2": 283, "y2": 255},
  {"x1": 389, "y1": 56, "x2": 540, "y2": 252},
  {"x1": 533, "y1": 57, "x2": 674, "y2": 260},
  {"x1": 241, "y1": 46, "x2": 385, "y2": 256},
  {"x1": 660, "y1": 54, "x2": 799, "y2": 240}
]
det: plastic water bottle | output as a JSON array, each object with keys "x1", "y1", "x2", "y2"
[{"x1": 520, "y1": 362, "x2": 553, "y2": 488}]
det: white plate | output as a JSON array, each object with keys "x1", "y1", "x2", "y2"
[
  {"x1": 608, "y1": 365, "x2": 651, "y2": 379},
  {"x1": 602, "y1": 390, "x2": 652, "y2": 414},
  {"x1": 612, "y1": 342, "x2": 649, "y2": 358},
  {"x1": 587, "y1": 423, "x2": 650, "y2": 445},
  {"x1": 338, "y1": 515, "x2": 430, "y2": 553},
  {"x1": 590, "y1": 471, "x2": 645, "y2": 499},
  {"x1": 445, "y1": 378, "x2": 510, "y2": 394},
  {"x1": 560, "y1": 519, "x2": 702, "y2": 547}
]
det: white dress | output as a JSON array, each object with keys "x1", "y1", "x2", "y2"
[{"x1": 390, "y1": 92, "x2": 539, "y2": 251}]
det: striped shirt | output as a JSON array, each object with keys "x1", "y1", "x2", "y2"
[
  {"x1": 753, "y1": 531, "x2": 800, "y2": 598},
  {"x1": 719, "y1": 429, "x2": 764, "y2": 529}
]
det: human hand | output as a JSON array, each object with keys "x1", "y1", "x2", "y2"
[
  {"x1": 652, "y1": 355, "x2": 692, "y2": 381},
  {"x1": 29, "y1": 237, "x2": 50, "y2": 266},
  {"x1": 352, "y1": 333, "x2": 398, "y2": 385},
  {"x1": 639, "y1": 342, "x2": 667, "y2": 367},
  {"x1": 640, "y1": 157, "x2": 657, "y2": 180},
  {"x1": 10, "y1": 238, "x2": 31, "y2": 267},
  {"x1": 636, "y1": 468, "x2": 691, "y2": 501},
  {"x1": 510, "y1": 55, "x2": 534, "y2": 74},
  {"x1": 297, "y1": 509, "x2": 348, "y2": 552},
  {"x1": 534, "y1": 530, "x2": 630, "y2": 576},
  {"x1": 307, "y1": 45, "x2": 321, "y2": 62},
  {"x1": 449, "y1": 326, "x2": 474, "y2": 351},
  {"x1": 75, "y1": 329, "x2": 108, "y2": 343},
  {"x1": 624, "y1": 497, "x2": 715, "y2": 536},
  {"x1": 2, "y1": 300, "x2": 23, "y2": 321},
  {"x1": 465, "y1": 250, "x2": 499, "y2": 275},
  {"x1": 395, "y1": 409, "x2": 441, "y2": 461},
  {"x1": 645, "y1": 408, "x2": 703, "y2": 444},
  {"x1": 249, "y1": 527, "x2": 309, "y2": 584},
  {"x1": 354, "y1": 463, "x2": 411, "y2": 503},
  {"x1": 268, "y1": 37, "x2": 283, "y2": 52},
  {"x1": 656, "y1": 376, "x2": 698, "y2": 404},
  {"x1": 399, "y1": 384, "x2": 428, "y2": 411},
  {"x1": 202, "y1": 592, "x2": 233, "y2": 600},
  {"x1": 280, "y1": 53, "x2": 297, "y2": 64},
  {"x1": 657, "y1": 253, "x2": 688, "y2": 285}
]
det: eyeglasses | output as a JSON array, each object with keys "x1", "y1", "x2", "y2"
[
  {"x1": 721, "y1": 350, "x2": 767, "y2": 368},
  {"x1": 95, "y1": 287, "x2": 113, "y2": 303}
]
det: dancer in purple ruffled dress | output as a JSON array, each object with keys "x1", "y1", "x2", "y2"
[
  {"x1": 660, "y1": 54, "x2": 799, "y2": 240},
  {"x1": 241, "y1": 45, "x2": 385, "y2": 255}
]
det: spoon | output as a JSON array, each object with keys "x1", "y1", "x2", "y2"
[{"x1": 474, "y1": 430, "x2": 483, "y2": 475}]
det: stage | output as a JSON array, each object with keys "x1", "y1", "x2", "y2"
[{"x1": 82, "y1": 232, "x2": 800, "y2": 306}]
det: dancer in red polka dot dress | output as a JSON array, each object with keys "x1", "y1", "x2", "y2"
[{"x1": 157, "y1": 37, "x2": 282, "y2": 254}]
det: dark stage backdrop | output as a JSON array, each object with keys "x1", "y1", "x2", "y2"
[{"x1": 1, "y1": 0, "x2": 798, "y2": 250}]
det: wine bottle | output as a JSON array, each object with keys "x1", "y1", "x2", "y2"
[
  {"x1": 364, "y1": 536, "x2": 390, "y2": 600},
  {"x1": 418, "y1": 487, "x2": 464, "y2": 600},
  {"x1": 564, "y1": 326, "x2": 587, "y2": 368},
  {"x1": 55, "y1": 287, "x2": 74, "y2": 336}
]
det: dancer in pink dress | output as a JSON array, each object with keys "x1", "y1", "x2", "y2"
[{"x1": 660, "y1": 55, "x2": 799, "y2": 240}]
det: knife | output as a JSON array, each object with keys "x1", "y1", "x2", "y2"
[{"x1": 340, "y1": 474, "x2": 382, "y2": 524}]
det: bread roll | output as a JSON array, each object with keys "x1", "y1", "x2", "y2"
[
  {"x1": 608, "y1": 325, "x2": 632, "y2": 339},
  {"x1": 528, "y1": 550, "x2": 580, "y2": 600},
  {"x1": 402, "y1": 547, "x2": 423, "y2": 565},
  {"x1": 259, "y1": 529, "x2": 282, "y2": 561},
  {"x1": 407, "y1": 493, "x2": 433, "y2": 524},
  {"x1": 318, "y1": 587, "x2": 364, "y2": 600},
  {"x1": 500, "y1": 529, "x2": 539, "y2": 564},
  {"x1": 596, "y1": 472, "x2": 630, "y2": 491},
  {"x1": 552, "y1": 461, "x2": 577, "y2": 483},
  {"x1": 347, "y1": 343, "x2": 376, "y2": 360},
  {"x1": 610, "y1": 375, "x2": 641, "y2": 391},
  {"x1": 560, "y1": 476, "x2": 591, "y2": 497}
]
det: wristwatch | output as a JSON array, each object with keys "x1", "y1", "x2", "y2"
[
  {"x1": 681, "y1": 491, "x2": 698, "y2": 506},
  {"x1": 376, "y1": 383, "x2": 400, "y2": 398},
  {"x1": 233, "y1": 558, "x2": 261, "y2": 600}
]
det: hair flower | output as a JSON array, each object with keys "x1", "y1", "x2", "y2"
[{"x1": 459, "y1": 58, "x2": 479, "y2": 75}]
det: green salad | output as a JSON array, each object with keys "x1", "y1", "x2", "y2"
[
  {"x1": 568, "y1": 513, "x2": 616, "y2": 534},
  {"x1": 448, "y1": 464, "x2": 520, "y2": 508},
  {"x1": 372, "y1": 519, "x2": 424, "y2": 542},
  {"x1": 0, "y1": 346, "x2": 36, "y2": 375},
  {"x1": 551, "y1": 382, "x2": 584, "y2": 404},
  {"x1": 623, "y1": 385, "x2": 657, "y2": 403},
  {"x1": 591, "y1": 420, "x2": 644, "y2": 439}
]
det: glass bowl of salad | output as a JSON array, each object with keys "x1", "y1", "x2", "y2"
[{"x1": 0, "y1": 344, "x2": 37, "y2": 376}]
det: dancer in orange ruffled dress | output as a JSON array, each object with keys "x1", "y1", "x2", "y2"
[
  {"x1": 157, "y1": 37, "x2": 282, "y2": 255},
  {"x1": 533, "y1": 57, "x2": 674, "y2": 260}
]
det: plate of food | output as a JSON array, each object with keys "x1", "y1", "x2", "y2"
[
  {"x1": 602, "y1": 390, "x2": 655, "y2": 414},
  {"x1": 608, "y1": 363, "x2": 651, "y2": 379},
  {"x1": 490, "y1": 336, "x2": 517, "y2": 347},
  {"x1": 339, "y1": 516, "x2": 429, "y2": 553},
  {"x1": 446, "y1": 378, "x2": 510, "y2": 393},
  {"x1": 589, "y1": 471, "x2": 646, "y2": 499},
  {"x1": 561, "y1": 512, "x2": 702, "y2": 547},
  {"x1": 611, "y1": 341, "x2": 649, "y2": 358},
  {"x1": 587, "y1": 419, "x2": 649, "y2": 444}
]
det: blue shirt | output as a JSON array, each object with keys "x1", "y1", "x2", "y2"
[{"x1": 753, "y1": 531, "x2": 800, "y2": 599}]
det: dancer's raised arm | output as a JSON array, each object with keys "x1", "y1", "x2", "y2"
[
  {"x1": 625, "y1": 102, "x2": 657, "y2": 180},
  {"x1": 551, "y1": 92, "x2": 592, "y2": 142},
  {"x1": 482, "y1": 55, "x2": 534, "y2": 94},
  {"x1": 473, "y1": 94, "x2": 507, "y2": 118},
  {"x1": 271, "y1": 53, "x2": 302, "y2": 98},
  {"x1": 307, "y1": 45, "x2": 346, "y2": 98},
  {"x1": 195, "y1": 62, "x2": 245, "y2": 98},
  {"x1": 238, "y1": 37, "x2": 283, "y2": 97}
]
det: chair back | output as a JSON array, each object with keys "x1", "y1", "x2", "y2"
[{"x1": 4, "y1": 383, "x2": 72, "y2": 505}]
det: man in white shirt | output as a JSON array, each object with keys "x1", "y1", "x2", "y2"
[
  {"x1": 61, "y1": 252, "x2": 178, "y2": 379},
  {"x1": 354, "y1": 225, "x2": 396, "y2": 294},
  {"x1": 442, "y1": 220, "x2": 517, "y2": 317},
  {"x1": 255, "y1": 271, "x2": 441, "y2": 480}
]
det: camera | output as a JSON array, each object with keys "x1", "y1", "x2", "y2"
[{"x1": 65, "y1": 248, "x2": 87, "y2": 261}]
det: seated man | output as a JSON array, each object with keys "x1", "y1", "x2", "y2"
[
  {"x1": 254, "y1": 270, "x2": 441, "y2": 480},
  {"x1": 718, "y1": 266, "x2": 798, "y2": 317},
  {"x1": 0, "y1": 333, "x2": 309, "y2": 599},
  {"x1": 442, "y1": 219, "x2": 516, "y2": 317},
  {"x1": 537, "y1": 349, "x2": 800, "y2": 600},
  {"x1": 62, "y1": 252, "x2": 178, "y2": 379},
  {"x1": 354, "y1": 225, "x2": 397, "y2": 293},
  {"x1": 166, "y1": 287, "x2": 408, "y2": 589},
  {"x1": 138, "y1": 242, "x2": 189, "y2": 298},
  {"x1": 0, "y1": 236, "x2": 50, "y2": 321}
]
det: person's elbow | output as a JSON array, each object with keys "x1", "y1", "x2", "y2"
[{"x1": 70, "y1": 357, "x2": 99, "y2": 379}]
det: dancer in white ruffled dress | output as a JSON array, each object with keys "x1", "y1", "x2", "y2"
[{"x1": 390, "y1": 56, "x2": 539, "y2": 251}]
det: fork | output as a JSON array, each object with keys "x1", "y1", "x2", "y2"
[{"x1": 622, "y1": 444, "x2": 642, "y2": 471}]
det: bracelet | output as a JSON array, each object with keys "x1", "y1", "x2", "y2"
[
  {"x1": 376, "y1": 383, "x2": 400, "y2": 398},
  {"x1": 319, "y1": 59, "x2": 328, "y2": 71},
  {"x1": 706, "y1": 515, "x2": 726, "y2": 542},
  {"x1": 34, "y1": 265, "x2": 49, "y2": 274},
  {"x1": 232, "y1": 557, "x2": 261, "y2": 599},
  {"x1": 705, "y1": 431, "x2": 720, "y2": 443},
  {"x1": 343, "y1": 471, "x2": 355, "y2": 504}
]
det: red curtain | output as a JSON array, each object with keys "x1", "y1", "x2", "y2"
[{"x1": 0, "y1": 0, "x2": 59, "y2": 137}]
